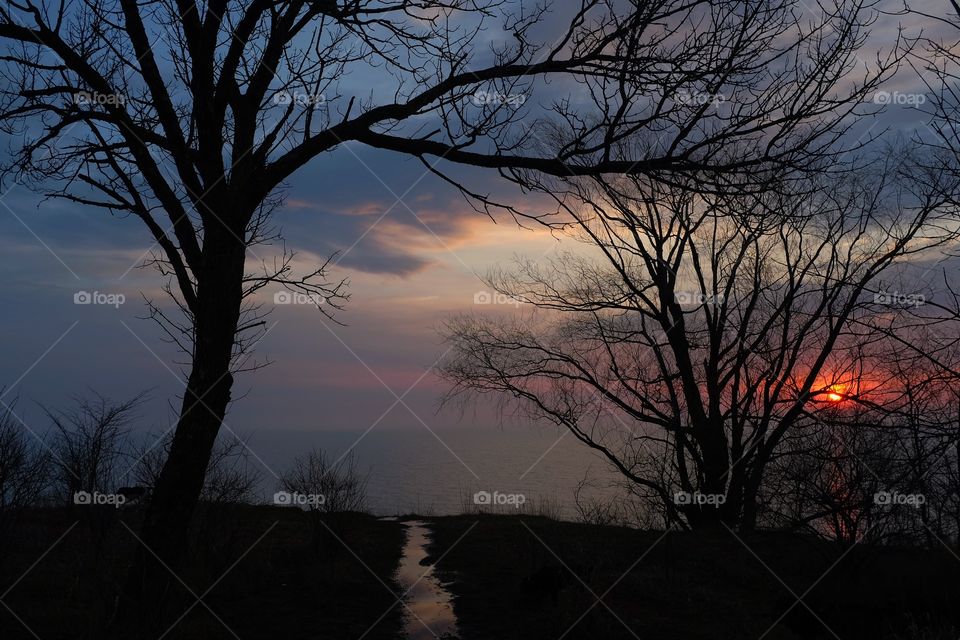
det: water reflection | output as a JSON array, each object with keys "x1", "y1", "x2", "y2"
[{"x1": 395, "y1": 520, "x2": 459, "y2": 639}]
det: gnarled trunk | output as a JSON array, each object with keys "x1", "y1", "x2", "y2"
[{"x1": 111, "y1": 223, "x2": 246, "y2": 635}]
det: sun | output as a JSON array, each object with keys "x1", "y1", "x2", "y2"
[{"x1": 825, "y1": 385, "x2": 847, "y2": 402}]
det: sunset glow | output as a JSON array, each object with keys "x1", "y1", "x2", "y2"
[{"x1": 825, "y1": 385, "x2": 848, "y2": 402}]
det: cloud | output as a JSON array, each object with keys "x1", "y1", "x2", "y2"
[
  {"x1": 276, "y1": 188, "x2": 490, "y2": 276},
  {"x1": 336, "y1": 238, "x2": 435, "y2": 276}
]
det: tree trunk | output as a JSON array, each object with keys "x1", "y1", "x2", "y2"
[
  {"x1": 110, "y1": 223, "x2": 245, "y2": 636},
  {"x1": 739, "y1": 466, "x2": 763, "y2": 531},
  {"x1": 689, "y1": 421, "x2": 734, "y2": 529}
]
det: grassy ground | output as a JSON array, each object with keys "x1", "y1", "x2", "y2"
[
  {"x1": 5, "y1": 508, "x2": 958, "y2": 639},
  {"x1": 0, "y1": 505, "x2": 406, "y2": 640},
  {"x1": 425, "y1": 515, "x2": 960, "y2": 640}
]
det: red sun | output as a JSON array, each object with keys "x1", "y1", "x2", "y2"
[{"x1": 825, "y1": 385, "x2": 847, "y2": 402}]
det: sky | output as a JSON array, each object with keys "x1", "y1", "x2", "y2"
[{"x1": 0, "y1": 0, "x2": 953, "y2": 455}]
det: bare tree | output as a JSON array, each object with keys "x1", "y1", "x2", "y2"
[
  {"x1": 130, "y1": 428, "x2": 262, "y2": 503},
  {"x1": 279, "y1": 448, "x2": 369, "y2": 560},
  {"x1": 761, "y1": 343, "x2": 960, "y2": 546},
  {"x1": 910, "y1": 0, "x2": 960, "y2": 203},
  {"x1": 441, "y1": 160, "x2": 960, "y2": 530},
  {"x1": 0, "y1": 399, "x2": 49, "y2": 547},
  {"x1": 279, "y1": 448, "x2": 369, "y2": 514},
  {"x1": 0, "y1": 0, "x2": 897, "y2": 627},
  {"x1": 762, "y1": 405, "x2": 893, "y2": 544},
  {"x1": 46, "y1": 392, "x2": 143, "y2": 501}
]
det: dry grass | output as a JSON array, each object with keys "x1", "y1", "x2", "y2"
[
  {"x1": 0, "y1": 504, "x2": 406, "y2": 640},
  {"x1": 426, "y1": 514, "x2": 960, "y2": 640}
]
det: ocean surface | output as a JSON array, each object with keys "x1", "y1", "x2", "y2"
[{"x1": 251, "y1": 426, "x2": 624, "y2": 519}]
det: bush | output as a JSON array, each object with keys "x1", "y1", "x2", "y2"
[{"x1": 279, "y1": 448, "x2": 368, "y2": 514}]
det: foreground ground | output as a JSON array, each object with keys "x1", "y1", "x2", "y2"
[
  {"x1": 3, "y1": 508, "x2": 959, "y2": 639},
  {"x1": 425, "y1": 515, "x2": 960, "y2": 640},
  {"x1": 0, "y1": 505, "x2": 405, "y2": 639}
]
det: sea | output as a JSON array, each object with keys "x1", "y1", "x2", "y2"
[{"x1": 248, "y1": 425, "x2": 625, "y2": 519}]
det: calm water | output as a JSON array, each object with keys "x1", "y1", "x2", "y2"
[
  {"x1": 255, "y1": 426, "x2": 622, "y2": 518},
  {"x1": 393, "y1": 520, "x2": 458, "y2": 639}
]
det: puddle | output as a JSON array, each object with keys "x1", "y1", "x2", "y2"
[{"x1": 394, "y1": 520, "x2": 459, "y2": 639}]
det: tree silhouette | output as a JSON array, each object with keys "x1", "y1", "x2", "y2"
[
  {"x1": 0, "y1": 0, "x2": 899, "y2": 631},
  {"x1": 440, "y1": 161, "x2": 960, "y2": 530}
]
